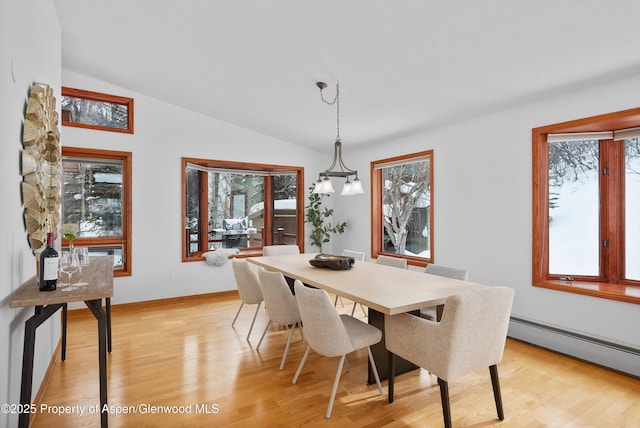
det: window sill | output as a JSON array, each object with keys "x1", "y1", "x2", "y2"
[
  {"x1": 183, "y1": 249, "x2": 266, "y2": 263},
  {"x1": 230, "y1": 250, "x2": 263, "y2": 258},
  {"x1": 534, "y1": 280, "x2": 640, "y2": 304}
]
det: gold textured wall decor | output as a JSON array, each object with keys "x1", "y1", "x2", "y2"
[{"x1": 20, "y1": 83, "x2": 61, "y2": 253}]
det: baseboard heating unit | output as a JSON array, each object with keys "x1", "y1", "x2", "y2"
[{"x1": 508, "y1": 317, "x2": 640, "y2": 378}]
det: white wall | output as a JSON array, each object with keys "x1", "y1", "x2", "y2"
[
  {"x1": 0, "y1": 0, "x2": 62, "y2": 426},
  {"x1": 335, "y1": 73, "x2": 640, "y2": 351},
  {"x1": 61, "y1": 70, "x2": 331, "y2": 305}
]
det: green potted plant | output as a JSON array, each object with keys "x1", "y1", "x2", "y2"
[{"x1": 305, "y1": 185, "x2": 348, "y2": 252}]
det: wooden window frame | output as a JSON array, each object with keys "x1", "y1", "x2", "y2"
[
  {"x1": 371, "y1": 150, "x2": 434, "y2": 267},
  {"x1": 61, "y1": 87, "x2": 134, "y2": 134},
  {"x1": 181, "y1": 157, "x2": 305, "y2": 262},
  {"x1": 532, "y1": 107, "x2": 640, "y2": 304},
  {"x1": 61, "y1": 147, "x2": 133, "y2": 277}
]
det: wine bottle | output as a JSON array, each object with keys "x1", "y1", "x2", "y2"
[{"x1": 39, "y1": 231, "x2": 59, "y2": 291}]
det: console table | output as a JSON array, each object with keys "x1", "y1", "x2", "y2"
[{"x1": 9, "y1": 255, "x2": 113, "y2": 428}]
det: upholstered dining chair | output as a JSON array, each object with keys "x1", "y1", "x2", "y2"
[
  {"x1": 420, "y1": 264, "x2": 469, "y2": 321},
  {"x1": 376, "y1": 254, "x2": 408, "y2": 269},
  {"x1": 336, "y1": 250, "x2": 366, "y2": 315},
  {"x1": 256, "y1": 269, "x2": 304, "y2": 370},
  {"x1": 424, "y1": 264, "x2": 468, "y2": 281},
  {"x1": 341, "y1": 249, "x2": 366, "y2": 261},
  {"x1": 385, "y1": 286, "x2": 514, "y2": 428},
  {"x1": 230, "y1": 259, "x2": 263, "y2": 340},
  {"x1": 262, "y1": 244, "x2": 300, "y2": 256},
  {"x1": 292, "y1": 281, "x2": 384, "y2": 419}
]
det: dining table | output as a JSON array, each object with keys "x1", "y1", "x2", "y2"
[{"x1": 248, "y1": 253, "x2": 488, "y2": 382}]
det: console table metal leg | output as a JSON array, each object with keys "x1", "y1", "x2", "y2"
[
  {"x1": 85, "y1": 299, "x2": 108, "y2": 428},
  {"x1": 106, "y1": 298, "x2": 112, "y2": 353},
  {"x1": 19, "y1": 304, "x2": 63, "y2": 428},
  {"x1": 62, "y1": 303, "x2": 67, "y2": 361}
]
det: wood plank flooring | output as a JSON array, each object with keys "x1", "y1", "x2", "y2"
[{"x1": 31, "y1": 291, "x2": 640, "y2": 427}]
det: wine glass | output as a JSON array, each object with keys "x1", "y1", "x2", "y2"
[
  {"x1": 74, "y1": 247, "x2": 91, "y2": 286},
  {"x1": 59, "y1": 251, "x2": 79, "y2": 290}
]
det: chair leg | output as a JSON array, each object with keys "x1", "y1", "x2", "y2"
[
  {"x1": 256, "y1": 320, "x2": 271, "y2": 350},
  {"x1": 489, "y1": 364, "x2": 505, "y2": 420},
  {"x1": 279, "y1": 324, "x2": 296, "y2": 370},
  {"x1": 366, "y1": 347, "x2": 383, "y2": 395},
  {"x1": 349, "y1": 303, "x2": 367, "y2": 317},
  {"x1": 388, "y1": 351, "x2": 396, "y2": 402},
  {"x1": 326, "y1": 355, "x2": 346, "y2": 419},
  {"x1": 292, "y1": 345, "x2": 311, "y2": 384},
  {"x1": 438, "y1": 378, "x2": 452, "y2": 428},
  {"x1": 359, "y1": 304, "x2": 367, "y2": 317},
  {"x1": 247, "y1": 302, "x2": 262, "y2": 339},
  {"x1": 231, "y1": 302, "x2": 244, "y2": 327}
]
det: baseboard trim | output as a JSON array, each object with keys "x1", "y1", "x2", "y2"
[
  {"x1": 508, "y1": 316, "x2": 640, "y2": 378},
  {"x1": 67, "y1": 289, "x2": 240, "y2": 318}
]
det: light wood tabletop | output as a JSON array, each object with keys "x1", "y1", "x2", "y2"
[
  {"x1": 248, "y1": 253, "x2": 487, "y2": 315},
  {"x1": 10, "y1": 255, "x2": 113, "y2": 308}
]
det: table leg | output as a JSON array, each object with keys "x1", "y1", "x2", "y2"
[
  {"x1": 388, "y1": 351, "x2": 396, "y2": 402},
  {"x1": 19, "y1": 304, "x2": 63, "y2": 428},
  {"x1": 368, "y1": 308, "x2": 419, "y2": 383},
  {"x1": 61, "y1": 303, "x2": 67, "y2": 361},
  {"x1": 85, "y1": 299, "x2": 108, "y2": 428},
  {"x1": 105, "y1": 298, "x2": 112, "y2": 353}
]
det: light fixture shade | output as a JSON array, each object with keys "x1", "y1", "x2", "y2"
[
  {"x1": 319, "y1": 177, "x2": 335, "y2": 193},
  {"x1": 340, "y1": 180, "x2": 353, "y2": 195},
  {"x1": 350, "y1": 178, "x2": 364, "y2": 194},
  {"x1": 312, "y1": 179, "x2": 323, "y2": 194}
]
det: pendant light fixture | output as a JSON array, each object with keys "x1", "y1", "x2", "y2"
[{"x1": 312, "y1": 81, "x2": 364, "y2": 195}]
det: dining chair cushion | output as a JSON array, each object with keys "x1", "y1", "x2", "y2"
[{"x1": 340, "y1": 314, "x2": 382, "y2": 350}]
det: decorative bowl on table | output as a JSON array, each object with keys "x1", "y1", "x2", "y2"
[{"x1": 309, "y1": 254, "x2": 355, "y2": 270}]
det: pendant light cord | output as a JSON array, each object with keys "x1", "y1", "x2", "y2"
[{"x1": 318, "y1": 82, "x2": 340, "y2": 142}]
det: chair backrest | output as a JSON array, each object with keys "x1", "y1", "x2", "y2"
[
  {"x1": 257, "y1": 269, "x2": 301, "y2": 326},
  {"x1": 436, "y1": 287, "x2": 514, "y2": 380},
  {"x1": 231, "y1": 259, "x2": 263, "y2": 304},
  {"x1": 375, "y1": 255, "x2": 407, "y2": 269},
  {"x1": 424, "y1": 264, "x2": 468, "y2": 281},
  {"x1": 341, "y1": 249, "x2": 366, "y2": 261},
  {"x1": 262, "y1": 245, "x2": 300, "y2": 256},
  {"x1": 294, "y1": 281, "x2": 354, "y2": 357}
]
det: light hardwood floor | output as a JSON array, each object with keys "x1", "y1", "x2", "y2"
[{"x1": 31, "y1": 291, "x2": 640, "y2": 427}]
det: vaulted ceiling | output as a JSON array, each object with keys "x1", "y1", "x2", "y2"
[{"x1": 54, "y1": 0, "x2": 640, "y2": 152}]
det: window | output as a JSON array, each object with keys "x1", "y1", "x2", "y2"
[
  {"x1": 371, "y1": 150, "x2": 433, "y2": 267},
  {"x1": 182, "y1": 158, "x2": 304, "y2": 261},
  {"x1": 532, "y1": 107, "x2": 640, "y2": 304},
  {"x1": 62, "y1": 147, "x2": 132, "y2": 276},
  {"x1": 61, "y1": 87, "x2": 134, "y2": 134}
]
